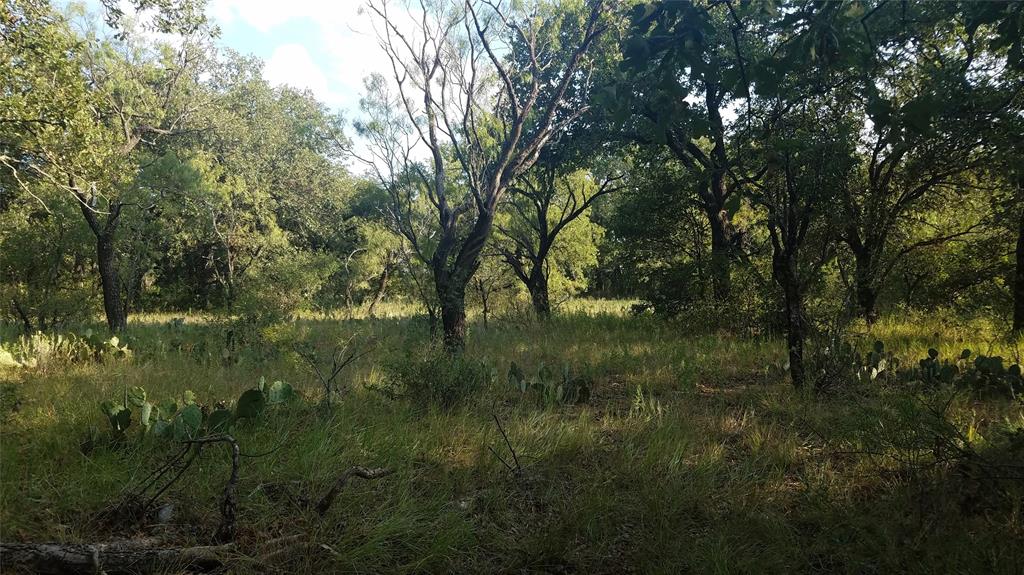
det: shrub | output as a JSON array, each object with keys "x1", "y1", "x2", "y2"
[
  {"x1": 0, "y1": 331, "x2": 130, "y2": 369},
  {"x1": 384, "y1": 348, "x2": 492, "y2": 408},
  {"x1": 95, "y1": 377, "x2": 297, "y2": 443},
  {"x1": 913, "y1": 348, "x2": 1023, "y2": 400},
  {"x1": 507, "y1": 361, "x2": 592, "y2": 407}
]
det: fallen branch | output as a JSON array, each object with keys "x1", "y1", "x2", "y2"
[
  {"x1": 315, "y1": 467, "x2": 393, "y2": 516},
  {"x1": 183, "y1": 434, "x2": 241, "y2": 542},
  {"x1": 491, "y1": 413, "x2": 522, "y2": 475},
  {"x1": 0, "y1": 541, "x2": 233, "y2": 575}
]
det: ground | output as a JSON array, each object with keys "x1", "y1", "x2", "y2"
[{"x1": 1, "y1": 300, "x2": 1023, "y2": 574}]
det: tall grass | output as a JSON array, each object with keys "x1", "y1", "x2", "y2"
[{"x1": 1, "y1": 300, "x2": 1022, "y2": 573}]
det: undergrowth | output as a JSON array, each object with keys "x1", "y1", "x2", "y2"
[{"x1": 1, "y1": 301, "x2": 1022, "y2": 574}]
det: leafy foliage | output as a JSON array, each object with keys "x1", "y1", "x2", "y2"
[
  {"x1": 95, "y1": 378, "x2": 296, "y2": 442},
  {"x1": 383, "y1": 348, "x2": 493, "y2": 409},
  {"x1": 507, "y1": 360, "x2": 592, "y2": 407}
]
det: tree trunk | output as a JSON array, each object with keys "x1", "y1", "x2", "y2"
[
  {"x1": 852, "y1": 248, "x2": 880, "y2": 325},
  {"x1": 773, "y1": 251, "x2": 806, "y2": 388},
  {"x1": 75, "y1": 188, "x2": 126, "y2": 332},
  {"x1": 475, "y1": 278, "x2": 490, "y2": 330},
  {"x1": 437, "y1": 279, "x2": 467, "y2": 352},
  {"x1": 11, "y1": 298, "x2": 33, "y2": 333},
  {"x1": 96, "y1": 235, "x2": 127, "y2": 332},
  {"x1": 783, "y1": 282, "x2": 807, "y2": 389},
  {"x1": 527, "y1": 270, "x2": 550, "y2": 319},
  {"x1": 707, "y1": 202, "x2": 732, "y2": 302},
  {"x1": 367, "y1": 264, "x2": 390, "y2": 319},
  {"x1": 432, "y1": 212, "x2": 493, "y2": 352},
  {"x1": 706, "y1": 86, "x2": 733, "y2": 303},
  {"x1": 1014, "y1": 212, "x2": 1024, "y2": 334}
]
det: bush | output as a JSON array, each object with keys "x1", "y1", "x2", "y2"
[
  {"x1": 913, "y1": 348, "x2": 1023, "y2": 399},
  {"x1": 383, "y1": 348, "x2": 492, "y2": 408},
  {"x1": 807, "y1": 337, "x2": 899, "y2": 390},
  {"x1": 0, "y1": 331, "x2": 131, "y2": 369},
  {"x1": 507, "y1": 361, "x2": 592, "y2": 407},
  {"x1": 236, "y1": 249, "x2": 337, "y2": 323}
]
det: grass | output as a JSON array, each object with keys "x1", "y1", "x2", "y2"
[{"x1": 1, "y1": 300, "x2": 1023, "y2": 574}]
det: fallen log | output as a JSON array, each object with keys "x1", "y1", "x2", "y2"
[{"x1": 0, "y1": 541, "x2": 233, "y2": 574}]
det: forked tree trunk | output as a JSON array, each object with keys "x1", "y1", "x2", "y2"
[
  {"x1": 76, "y1": 189, "x2": 126, "y2": 333},
  {"x1": 432, "y1": 211, "x2": 494, "y2": 351},
  {"x1": 367, "y1": 264, "x2": 390, "y2": 319}
]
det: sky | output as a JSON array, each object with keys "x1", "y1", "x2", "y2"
[
  {"x1": 75, "y1": 0, "x2": 397, "y2": 121},
  {"x1": 205, "y1": 0, "x2": 393, "y2": 118}
]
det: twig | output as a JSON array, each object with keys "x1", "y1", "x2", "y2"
[
  {"x1": 315, "y1": 467, "x2": 393, "y2": 516},
  {"x1": 297, "y1": 336, "x2": 375, "y2": 408},
  {"x1": 487, "y1": 445, "x2": 515, "y2": 472},
  {"x1": 142, "y1": 445, "x2": 201, "y2": 513},
  {"x1": 491, "y1": 413, "x2": 521, "y2": 475},
  {"x1": 183, "y1": 434, "x2": 241, "y2": 542}
]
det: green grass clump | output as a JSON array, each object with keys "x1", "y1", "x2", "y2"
[
  {"x1": 382, "y1": 346, "x2": 494, "y2": 409},
  {"x1": 1, "y1": 300, "x2": 1022, "y2": 573}
]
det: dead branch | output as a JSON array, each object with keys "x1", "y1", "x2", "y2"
[
  {"x1": 297, "y1": 336, "x2": 375, "y2": 408},
  {"x1": 491, "y1": 413, "x2": 522, "y2": 475},
  {"x1": 0, "y1": 541, "x2": 233, "y2": 575},
  {"x1": 182, "y1": 434, "x2": 241, "y2": 542},
  {"x1": 315, "y1": 467, "x2": 394, "y2": 516}
]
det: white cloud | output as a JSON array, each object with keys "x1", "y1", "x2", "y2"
[
  {"x1": 263, "y1": 44, "x2": 334, "y2": 101},
  {"x1": 204, "y1": 0, "x2": 427, "y2": 166},
  {"x1": 207, "y1": 0, "x2": 390, "y2": 114},
  {"x1": 208, "y1": 0, "x2": 368, "y2": 34}
]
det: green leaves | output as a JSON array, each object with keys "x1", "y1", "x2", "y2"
[
  {"x1": 266, "y1": 381, "x2": 296, "y2": 405},
  {"x1": 139, "y1": 402, "x2": 153, "y2": 428},
  {"x1": 629, "y1": 3, "x2": 658, "y2": 26},
  {"x1": 173, "y1": 404, "x2": 203, "y2": 440},
  {"x1": 901, "y1": 95, "x2": 939, "y2": 134},
  {"x1": 507, "y1": 360, "x2": 591, "y2": 408},
  {"x1": 235, "y1": 389, "x2": 266, "y2": 420},
  {"x1": 127, "y1": 386, "x2": 147, "y2": 407},
  {"x1": 94, "y1": 378, "x2": 297, "y2": 444},
  {"x1": 911, "y1": 348, "x2": 1022, "y2": 399},
  {"x1": 865, "y1": 96, "x2": 895, "y2": 129},
  {"x1": 100, "y1": 400, "x2": 132, "y2": 434},
  {"x1": 207, "y1": 409, "x2": 234, "y2": 433},
  {"x1": 723, "y1": 193, "x2": 742, "y2": 218},
  {"x1": 508, "y1": 361, "x2": 527, "y2": 393},
  {"x1": 623, "y1": 37, "x2": 651, "y2": 66}
]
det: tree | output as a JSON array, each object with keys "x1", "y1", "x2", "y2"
[
  {"x1": 359, "y1": 0, "x2": 607, "y2": 350},
  {"x1": 495, "y1": 162, "x2": 621, "y2": 317},
  {"x1": 746, "y1": 100, "x2": 857, "y2": 388},
  {"x1": 827, "y1": 1, "x2": 1024, "y2": 323},
  {"x1": 610, "y1": 0, "x2": 765, "y2": 301},
  {"x1": 1, "y1": 0, "x2": 212, "y2": 331},
  {"x1": 160, "y1": 54, "x2": 352, "y2": 317}
]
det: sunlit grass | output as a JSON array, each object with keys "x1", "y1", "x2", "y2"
[{"x1": 1, "y1": 300, "x2": 1022, "y2": 573}]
